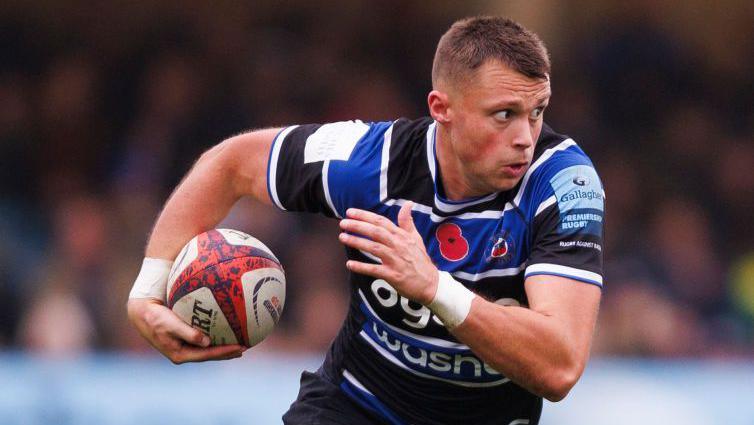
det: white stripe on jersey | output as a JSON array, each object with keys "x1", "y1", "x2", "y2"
[
  {"x1": 379, "y1": 122, "x2": 395, "y2": 202},
  {"x1": 383, "y1": 198, "x2": 510, "y2": 223},
  {"x1": 322, "y1": 159, "x2": 342, "y2": 218},
  {"x1": 451, "y1": 263, "x2": 526, "y2": 282},
  {"x1": 268, "y1": 125, "x2": 299, "y2": 210},
  {"x1": 434, "y1": 192, "x2": 499, "y2": 213},
  {"x1": 358, "y1": 249, "x2": 382, "y2": 263},
  {"x1": 525, "y1": 263, "x2": 603, "y2": 285},
  {"x1": 534, "y1": 195, "x2": 557, "y2": 217},
  {"x1": 343, "y1": 369, "x2": 373, "y2": 394},
  {"x1": 513, "y1": 139, "x2": 576, "y2": 207},
  {"x1": 384, "y1": 197, "x2": 433, "y2": 214},
  {"x1": 426, "y1": 121, "x2": 437, "y2": 181}
]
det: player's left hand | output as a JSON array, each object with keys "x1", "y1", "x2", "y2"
[{"x1": 338, "y1": 202, "x2": 438, "y2": 305}]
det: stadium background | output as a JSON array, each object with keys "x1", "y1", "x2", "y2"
[{"x1": 1, "y1": 1, "x2": 753, "y2": 423}]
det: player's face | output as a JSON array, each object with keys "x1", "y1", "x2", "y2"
[{"x1": 442, "y1": 61, "x2": 551, "y2": 196}]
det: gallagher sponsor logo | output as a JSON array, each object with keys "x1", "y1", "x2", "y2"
[{"x1": 560, "y1": 189, "x2": 603, "y2": 203}]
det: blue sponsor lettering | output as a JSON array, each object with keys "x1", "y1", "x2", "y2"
[
  {"x1": 364, "y1": 314, "x2": 502, "y2": 382},
  {"x1": 558, "y1": 208, "x2": 603, "y2": 235},
  {"x1": 562, "y1": 213, "x2": 603, "y2": 222},
  {"x1": 559, "y1": 189, "x2": 603, "y2": 203}
]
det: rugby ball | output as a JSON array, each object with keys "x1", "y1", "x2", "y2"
[{"x1": 166, "y1": 229, "x2": 285, "y2": 347}]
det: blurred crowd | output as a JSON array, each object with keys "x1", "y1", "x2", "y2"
[{"x1": 0, "y1": 1, "x2": 752, "y2": 358}]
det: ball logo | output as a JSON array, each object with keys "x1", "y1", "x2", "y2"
[
  {"x1": 191, "y1": 299, "x2": 214, "y2": 334},
  {"x1": 263, "y1": 296, "x2": 282, "y2": 324},
  {"x1": 252, "y1": 276, "x2": 283, "y2": 326},
  {"x1": 436, "y1": 223, "x2": 469, "y2": 262}
]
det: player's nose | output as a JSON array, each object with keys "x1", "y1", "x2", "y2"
[{"x1": 510, "y1": 118, "x2": 534, "y2": 149}]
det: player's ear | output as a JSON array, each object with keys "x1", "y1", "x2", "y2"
[{"x1": 428, "y1": 90, "x2": 451, "y2": 123}]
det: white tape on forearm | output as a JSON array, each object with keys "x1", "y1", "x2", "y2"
[
  {"x1": 128, "y1": 258, "x2": 173, "y2": 301},
  {"x1": 427, "y1": 271, "x2": 476, "y2": 329}
]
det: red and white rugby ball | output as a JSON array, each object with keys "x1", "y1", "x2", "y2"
[{"x1": 166, "y1": 229, "x2": 285, "y2": 347}]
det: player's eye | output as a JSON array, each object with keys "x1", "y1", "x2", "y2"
[
  {"x1": 494, "y1": 110, "x2": 512, "y2": 121},
  {"x1": 530, "y1": 106, "x2": 546, "y2": 120}
]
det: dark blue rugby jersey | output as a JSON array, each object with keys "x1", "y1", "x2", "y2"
[{"x1": 267, "y1": 117, "x2": 604, "y2": 425}]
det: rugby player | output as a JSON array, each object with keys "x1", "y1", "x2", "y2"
[{"x1": 128, "y1": 16, "x2": 604, "y2": 425}]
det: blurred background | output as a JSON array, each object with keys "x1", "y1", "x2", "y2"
[{"x1": 1, "y1": 0, "x2": 753, "y2": 424}]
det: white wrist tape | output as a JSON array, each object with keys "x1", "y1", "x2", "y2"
[
  {"x1": 128, "y1": 258, "x2": 173, "y2": 301},
  {"x1": 427, "y1": 271, "x2": 476, "y2": 329}
]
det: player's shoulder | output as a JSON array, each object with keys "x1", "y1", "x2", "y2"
[
  {"x1": 280, "y1": 120, "x2": 387, "y2": 160},
  {"x1": 518, "y1": 123, "x2": 603, "y2": 213},
  {"x1": 533, "y1": 123, "x2": 589, "y2": 161},
  {"x1": 528, "y1": 123, "x2": 600, "y2": 183},
  {"x1": 281, "y1": 117, "x2": 431, "y2": 149},
  {"x1": 390, "y1": 116, "x2": 435, "y2": 145}
]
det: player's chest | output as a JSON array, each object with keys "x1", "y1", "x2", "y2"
[
  {"x1": 349, "y1": 209, "x2": 531, "y2": 337},
  {"x1": 417, "y1": 210, "x2": 530, "y2": 275}
]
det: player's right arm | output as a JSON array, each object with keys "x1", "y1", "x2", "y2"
[{"x1": 127, "y1": 128, "x2": 280, "y2": 364}]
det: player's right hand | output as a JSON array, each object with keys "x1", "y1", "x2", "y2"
[{"x1": 127, "y1": 298, "x2": 246, "y2": 364}]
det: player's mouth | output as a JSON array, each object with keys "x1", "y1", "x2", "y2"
[{"x1": 501, "y1": 162, "x2": 528, "y2": 178}]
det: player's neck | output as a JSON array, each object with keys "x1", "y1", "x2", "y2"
[{"x1": 435, "y1": 124, "x2": 484, "y2": 201}]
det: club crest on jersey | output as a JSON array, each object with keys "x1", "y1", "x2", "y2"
[
  {"x1": 491, "y1": 238, "x2": 508, "y2": 257},
  {"x1": 436, "y1": 223, "x2": 468, "y2": 262},
  {"x1": 486, "y1": 231, "x2": 514, "y2": 263}
]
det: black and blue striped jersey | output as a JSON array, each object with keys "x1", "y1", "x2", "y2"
[{"x1": 267, "y1": 117, "x2": 604, "y2": 425}]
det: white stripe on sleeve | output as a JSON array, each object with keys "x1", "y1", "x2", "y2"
[
  {"x1": 525, "y1": 263, "x2": 603, "y2": 286},
  {"x1": 267, "y1": 125, "x2": 299, "y2": 210}
]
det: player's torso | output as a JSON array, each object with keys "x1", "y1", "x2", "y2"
[{"x1": 323, "y1": 118, "x2": 566, "y2": 424}]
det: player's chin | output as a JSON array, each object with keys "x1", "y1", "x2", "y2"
[{"x1": 489, "y1": 175, "x2": 523, "y2": 192}]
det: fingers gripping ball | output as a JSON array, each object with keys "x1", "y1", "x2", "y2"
[{"x1": 166, "y1": 229, "x2": 285, "y2": 347}]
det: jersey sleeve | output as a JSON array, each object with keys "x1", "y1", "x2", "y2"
[
  {"x1": 524, "y1": 149, "x2": 605, "y2": 287},
  {"x1": 267, "y1": 120, "x2": 393, "y2": 217}
]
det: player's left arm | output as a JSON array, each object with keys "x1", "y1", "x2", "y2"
[
  {"x1": 451, "y1": 275, "x2": 600, "y2": 402},
  {"x1": 450, "y1": 156, "x2": 605, "y2": 400}
]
